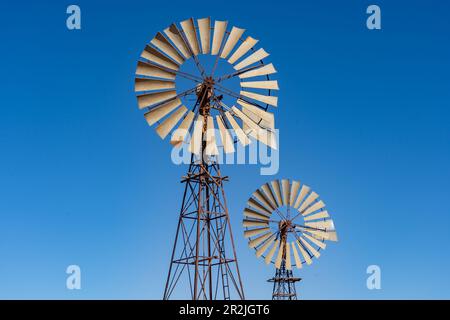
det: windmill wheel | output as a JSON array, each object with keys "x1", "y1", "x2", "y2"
[
  {"x1": 134, "y1": 17, "x2": 279, "y2": 155},
  {"x1": 243, "y1": 179, "x2": 338, "y2": 270}
]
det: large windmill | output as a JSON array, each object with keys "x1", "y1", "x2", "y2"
[
  {"x1": 134, "y1": 17, "x2": 278, "y2": 300},
  {"x1": 243, "y1": 179, "x2": 338, "y2": 300}
]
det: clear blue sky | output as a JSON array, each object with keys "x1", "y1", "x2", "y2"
[{"x1": 0, "y1": 0, "x2": 449, "y2": 299}]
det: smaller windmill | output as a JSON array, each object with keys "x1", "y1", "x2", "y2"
[{"x1": 242, "y1": 179, "x2": 338, "y2": 300}]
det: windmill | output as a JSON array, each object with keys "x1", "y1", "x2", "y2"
[
  {"x1": 242, "y1": 179, "x2": 338, "y2": 300},
  {"x1": 134, "y1": 17, "x2": 279, "y2": 300}
]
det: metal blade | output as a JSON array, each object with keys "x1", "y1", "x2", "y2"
[
  {"x1": 228, "y1": 36, "x2": 259, "y2": 64},
  {"x1": 240, "y1": 90, "x2": 278, "y2": 107},
  {"x1": 265, "y1": 240, "x2": 279, "y2": 264},
  {"x1": 256, "y1": 236, "x2": 275, "y2": 258},
  {"x1": 216, "y1": 115, "x2": 235, "y2": 154},
  {"x1": 240, "y1": 80, "x2": 279, "y2": 90},
  {"x1": 170, "y1": 111, "x2": 195, "y2": 147},
  {"x1": 197, "y1": 17, "x2": 211, "y2": 54},
  {"x1": 303, "y1": 233, "x2": 326, "y2": 250},
  {"x1": 298, "y1": 192, "x2": 319, "y2": 212},
  {"x1": 137, "y1": 90, "x2": 177, "y2": 109},
  {"x1": 134, "y1": 78, "x2": 175, "y2": 92},
  {"x1": 252, "y1": 189, "x2": 276, "y2": 211},
  {"x1": 135, "y1": 61, "x2": 176, "y2": 80},
  {"x1": 285, "y1": 241, "x2": 292, "y2": 270},
  {"x1": 243, "y1": 207, "x2": 270, "y2": 221},
  {"x1": 270, "y1": 180, "x2": 283, "y2": 207},
  {"x1": 239, "y1": 63, "x2": 276, "y2": 79},
  {"x1": 302, "y1": 200, "x2": 326, "y2": 216},
  {"x1": 274, "y1": 240, "x2": 284, "y2": 269},
  {"x1": 281, "y1": 179, "x2": 290, "y2": 206},
  {"x1": 205, "y1": 116, "x2": 219, "y2": 156},
  {"x1": 188, "y1": 115, "x2": 203, "y2": 155},
  {"x1": 224, "y1": 111, "x2": 251, "y2": 146},
  {"x1": 156, "y1": 105, "x2": 187, "y2": 139},
  {"x1": 244, "y1": 227, "x2": 270, "y2": 238},
  {"x1": 234, "y1": 48, "x2": 269, "y2": 70},
  {"x1": 261, "y1": 183, "x2": 279, "y2": 209},
  {"x1": 150, "y1": 32, "x2": 184, "y2": 64},
  {"x1": 303, "y1": 210, "x2": 330, "y2": 221},
  {"x1": 247, "y1": 197, "x2": 272, "y2": 215},
  {"x1": 291, "y1": 242, "x2": 303, "y2": 269},
  {"x1": 289, "y1": 180, "x2": 301, "y2": 207},
  {"x1": 305, "y1": 220, "x2": 335, "y2": 230},
  {"x1": 211, "y1": 20, "x2": 228, "y2": 55},
  {"x1": 243, "y1": 220, "x2": 269, "y2": 228},
  {"x1": 140, "y1": 45, "x2": 180, "y2": 70},
  {"x1": 296, "y1": 240, "x2": 312, "y2": 265},
  {"x1": 180, "y1": 18, "x2": 200, "y2": 55},
  {"x1": 220, "y1": 26, "x2": 245, "y2": 59},
  {"x1": 299, "y1": 236, "x2": 321, "y2": 258},
  {"x1": 143, "y1": 98, "x2": 181, "y2": 125},
  {"x1": 293, "y1": 185, "x2": 311, "y2": 209},
  {"x1": 164, "y1": 24, "x2": 191, "y2": 59},
  {"x1": 248, "y1": 231, "x2": 272, "y2": 248},
  {"x1": 237, "y1": 99, "x2": 275, "y2": 128}
]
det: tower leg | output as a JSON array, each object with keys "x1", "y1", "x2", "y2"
[{"x1": 269, "y1": 261, "x2": 301, "y2": 300}]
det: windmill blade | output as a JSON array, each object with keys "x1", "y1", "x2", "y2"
[
  {"x1": 291, "y1": 242, "x2": 303, "y2": 269},
  {"x1": 234, "y1": 48, "x2": 269, "y2": 70},
  {"x1": 136, "y1": 61, "x2": 176, "y2": 80},
  {"x1": 240, "y1": 90, "x2": 278, "y2": 107},
  {"x1": 298, "y1": 192, "x2": 319, "y2": 212},
  {"x1": 325, "y1": 231, "x2": 338, "y2": 242},
  {"x1": 243, "y1": 207, "x2": 270, "y2": 221},
  {"x1": 211, "y1": 20, "x2": 228, "y2": 55},
  {"x1": 240, "y1": 109, "x2": 276, "y2": 149},
  {"x1": 231, "y1": 106, "x2": 276, "y2": 149},
  {"x1": 224, "y1": 111, "x2": 251, "y2": 146},
  {"x1": 220, "y1": 26, "x2": 245, "y2": 59},
  {"x1": 274, "y1": 240, "x2": 285, "y2": 269},
  {"x1": 256, "y1": 236, "x2": 275, "y2": 258},
  {"x1": 293, "y1": 185, "x2": 311, "y2": 209},
  {"x1": 281, "y1": 179, "x2": 290, "y2": 206},
  {"x1": 188, "y1": 115, "x2": 204, "y2": 155},
  {"x1": 144, "y1": 98, "x2": 181, "y2": 125},
  {"x1": 137, "y1": 90, "x2": 177, "y2": 109},
  {"x1": 295, "y1": 240, "x2": 313, "y2": 264},
  {"x1": 240, "y1": 80, "x2": 279, "y2": 90},
  {"x1": 237, "y1": 99, "x2": 275, "y2": 128},
  {"x1": 248, "y1": 231, "x2": 272, "y2": 248},
  {"x1": 239, "y1": 63, "x2": 276, "y2": 79},
  {"x1": 228, "y1": 36, "x2": 258, "y2": 64},
  {"x1": 134, "y1": 78, "x2": 175, "y2": 92},
  {"x1": 205, "y1": 116, "x2": 219, "y2": 156},
  {"x1": 170, "y1": 111, "x2": 195, "y2": 147},
  {"x1": 305, "y1": 220, "x2": 335, "y2": 230},
  {"x1": 265, "y1": 240, "x2": 279, "y2": 264},
  {"x1": 156, "y1": 105, "x2": 187, "y2": 139},
  {"x1": 303, "y1": 233, "x2": 326, "y2": 250},
  {"x1": 299, "y1": 236, "x2": 321, "y2": 258},
  {"x1": 164, "y1": 24, "x2": 191, "y2": 59},
  {"x1": 261, "y1": 183, "x2": 278, "y2": 209},
  {"x1": 299, "y1": 227, "x2": 330, "y2": 240},
  {"x1": 304, "y1": 210, "x2": 330, "y2": 221},
  {"x1": 216, "y1": 115, "x2": 235, "y2": 154},
  {"x1": 270, "y1": 180, "x2": 283, "y2": 207},
  {"x1": 140, "y1": 45, "x2": 180, "y2": 70},
  {"x1": 243, "y1": 219, "x2": 269, "y2": 228},
  {"x1": 180, "y1": 18, "x2": 200, "y2": 55},
  {"x1": 244, "y1": 227, "x2": 270, "y2": 238},
  {"x1": 289, "y1": 180, "x2": 301, "y2": 206},
  {"x1": 285, "y1": 241, "x2": 292, "y2": 270},
  {"x1": 252, "y1": 189, "x2": 276, "y2": 211},
  {"x1": 302, "y1": 200, "x2": 326, "y2": 216},
  {"x1": 247, "y1": 197, "x2": 272, "y2": 215},
  {"x1": 197, "y1": 17, "x2": 211, "y2": 54},
  {"x1": 150, "y1": 32, "x2": 185, "y2": 64}
]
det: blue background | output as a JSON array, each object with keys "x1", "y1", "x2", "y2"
[{"x1": 0, "y1": 0, "x2": 449, "y2": 299}]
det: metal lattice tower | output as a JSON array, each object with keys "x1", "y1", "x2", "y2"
[
  {"x1": 163, "y1": 82, "x2": 245, "y2": 300},
  {"x1": 268, "y1": 261, "x2": 301, "y2": 300}
]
